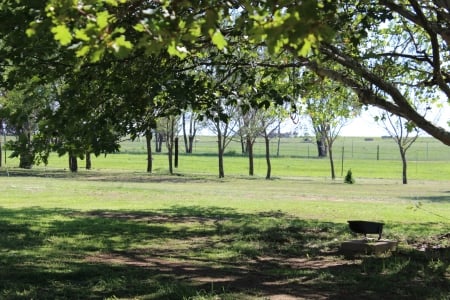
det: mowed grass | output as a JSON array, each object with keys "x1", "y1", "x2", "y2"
[
  {"x1": 0, "y1": 136, "x2": 449, "y2": 299},
  {"x1": 0, "y1": 171, "x2": 449, "y2": 299}
]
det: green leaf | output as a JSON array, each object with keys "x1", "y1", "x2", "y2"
[
  {"x1": 96, "y1": 11, "x2": 110, "y2": 30},
  {"x1": 74, "y1": 29, "x2": 90, "y2": 41},
  {"x1": 104, "y1": 0, "x2": 118, "y2": 6},
  {"x1": 210, "y1": 29, "x2": 227, "y2": 50},
  {"x1": 167, "y1": 41, "x2": 188, "y2": 59},
  {"x1": 25, "y1": 27, "x2": 36, "y2": 37},
  {"x1": 51, "y1": 25, "x2": 72, "y2": 46},
  {"x1": 133, "y1": 23, "x2": 146, "y2": 32},
  {"x1": 112, "y1": 35, "x2": 133, "y2": 58},
  {"x1": 76, "y1": 45, "x2": 90, "y2": 57},
  {"x1": 90, "y1": 47, "x2": 105, "y2": 62}
]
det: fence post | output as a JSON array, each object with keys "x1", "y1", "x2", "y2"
[
  {"x1": 377, "y1": 145, "x2": 380, "y2": 161},
  {"x1": 341, "y1": 146, "x2": 344, "y2": 176}
]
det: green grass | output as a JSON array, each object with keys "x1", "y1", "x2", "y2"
[
  {"x1": 0, "y1": 172, "x2": 449, "y2": 299},
  {"x1": 0, "y1": 136, "x2": 449, "y2": 299},
  {"x1": 2, "y1": 135, "x2": 450, "y2": 180}
]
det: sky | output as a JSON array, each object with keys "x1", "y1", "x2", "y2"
[
  {"x1": 339, "y1": 105, "x2": 450, "y2": 137},
  {"x1": 200, "y1": 103, "x2": 449, "y2": 138}
]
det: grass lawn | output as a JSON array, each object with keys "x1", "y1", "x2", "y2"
[{"x1": 0, "y1": 169, "x2": 449, "y2": 299}]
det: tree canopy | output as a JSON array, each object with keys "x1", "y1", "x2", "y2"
[{"x1": 1, "y1": 0, "x2": 450, "y2": 170}]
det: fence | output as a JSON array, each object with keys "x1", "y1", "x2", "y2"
[{"x1": 121, "y1": 136, "x2": 450, "y2": 162}]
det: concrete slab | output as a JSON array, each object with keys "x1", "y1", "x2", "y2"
[{"x1": 340, "y1": 239, "x2": 398, "y2": 256}]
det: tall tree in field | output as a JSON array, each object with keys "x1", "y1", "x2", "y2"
[
  {"x1": 207, "y1": 99, "x2": 240, "y2": 179},
  {"x1": 181, "y1": 110, "x2": 199, "y2": 154},
  {"x1": 377, "y1": 113, "x2": 420, "y2": 184},
  {"x1": 0, "y1": 87, "x2": 41, "y2": 168},
  {"x1": 260, "y1": 104, "x2": 288, "y2": 180},
  {"x1": 300, "y1": 73, "x2": 360, "y2": 180},
  {"x1": 157, "y1": 115, "x2": 180, "y2": 175},
  {"x1": 237, "y1": 67, "x2": 291, "y2": 177},
  {"x1": 198, "y1": 60, "x2": 242, "y2": 178}
]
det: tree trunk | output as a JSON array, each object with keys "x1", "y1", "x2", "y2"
[
  {"x1": 155, "y1": 132, "x2": 163, "y2": 153},
  {"x1": 247, "y1": 137, "x2": 254, "y2": 176},
  {"x1": 19, "y1": 153, "x2": 33, "y2": 169},
  {"x1": 328, "y1": 146, "x2": 336, "y2": 180},
  {"x1": 69, "y1": 155, "x2": 78, "y2": 172},
  {"x1": 85, "y1": 152, "x2": 91, "y2": 170},
  {"x1": 240, "y1": 135, "x2": 246, "y2": 154},
  {"x1": 400, "y1": 149, "x2": 408, "y2": 184},
  {"x1": 188, "y1": 135, "x2": 195, "y2": 153},
  {"x1": 168, "y1": 145, "x2": 173, "y2": 174},
  {"x1": 174, "y1": 137, "x2": 178, "y2": 168},
  {"x1": 316, "y1": 136, "x2": 327, "y2": 157},
  {"x1": 265, "y1": 133, "x2": 272, "y2": 179},
  {"x1": 182, "y1": 113, "x2": 189, "y2": 153},
  {"x1": 217, "y1": 126, "x2": 224, "y2": 178},
  {"x1": 167, "y1": 118, "x2": 175, "y2": 175},
  {"x1": 18, "y1": 133, "x2": 33, "y2": 169},
  {"x1": 0, "y1": 141, "x2": 2, "y2": 167},
  {"x1": 276, "y1": 124, "x2": 281, "y2": 157},
  {"x1": 145, "y1": 131, "x2": 153, "y2": 173}
]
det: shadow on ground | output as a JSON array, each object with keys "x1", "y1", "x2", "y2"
[{"x1": 0, "y1": 206, "x2": 448, "y2": 299}]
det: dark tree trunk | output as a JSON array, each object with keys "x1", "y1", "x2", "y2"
[
  {"x1": 217, "y1": 128, "x2": 224, "y2": 178},
  {"x1": 265, "y1": 133, "x2": 272, "y2": 179},
  {"x1": 85, "y1": 152, "x2": 91, "y2": 170},
  {"x1": 328, "y1": 146, "x2": 335, "y2": 180},
  {"x1": 167, "y1": 119, "x2": 175, "y2": 175},
  {"x1": 247, "y1": 137, "x2": 254, "y2": 176},
  {"x1": 69, "y1": 155, "x2": 78, "y2": 172},
  {"x1": 19, "y1": 152, "x2": 33, "y2": 169},
  {"x1": 316, "y1": 137, "x2": 327, "y2": 157},
  {"x1": 168, "y1": 145, "x2": 173, "y2": 174},
  {"x1": 240, "y1": 134, "x2": 246, "y2": 154},
  {"x1": 182, "y1": 113, "x2": 189, "y2": 153},
  {"x1": 174, "y1": 137, "x2": 178, "y2": 168},
  {"x1": 400, "y1": 149, "x2": 408, "y2": 184},
  {"x1": 145, "y1": 131, "x2": 153, "y2": 173},
  {"x1": 188, "y1": 135, "x2": 195, "y2": 153},
  {"x1": 18, "y1": 133, "x2": 33, "y2": 169},
  {"x1": 155, "y1": 132, "x2": 163, "y2": 153}
]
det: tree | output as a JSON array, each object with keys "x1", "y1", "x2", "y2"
[
  {"x1": 239, "y1": 106, "x2": 262, "y2": 176},
  {"x1": 260, "y1": 104, "x2": 288, "y2": 180},
  {"x1": 181, "y1": 110, "x2": 199, "y2": 154},
  {"x1": 300, "y1": 1, "x2": 450, "y2": 146},
  {"x1": 16, "y1": 1, "x2": 450, "y2": 146},
  {"x1": 377, "y1": 113, "x2": 420, "y2": 184},
  {"x1": 38, "y1": 1, "x2": 334, "y2": 61},
  {"x1": 236, "y1": 67, "x2": 291, "y2": 177},
  {"x1": 0, "y1": 83, "x2": 55, "y2": 169},
  {"x1": 300, "y1": 73, "x2": 360, "y2": 180},
  {"x1": 157, "y1": 115, "x2": 179, "y2": 175},
  {"x1": 207, "y1": 99, "x2": 240, "y2": 179}
]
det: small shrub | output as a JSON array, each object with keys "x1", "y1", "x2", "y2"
[{"x1": 344, "y1": 169, "x2": 355, "y2": 184}]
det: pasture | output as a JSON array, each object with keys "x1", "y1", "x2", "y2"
[{"x1": 0, "y1": 136, "x2": 449, "y2": 299}]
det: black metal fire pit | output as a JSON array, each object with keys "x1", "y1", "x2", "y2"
[{"x1": 347, "y1": 220, "x2": 384, "y2": 240}]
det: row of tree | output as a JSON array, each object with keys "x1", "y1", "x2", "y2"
[{"x1": 1, "y1": 0, "x2": 448, "y2": 183}]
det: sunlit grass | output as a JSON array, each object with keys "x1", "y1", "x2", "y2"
[{"x1": 0, "y1": 136, "x2": 449, "y2": 299}]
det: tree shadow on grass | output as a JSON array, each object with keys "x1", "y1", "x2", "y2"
[{"x1": 0, "y1": 206, "x2": 448, "y2": 299}]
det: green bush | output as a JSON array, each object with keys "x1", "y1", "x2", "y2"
[{"x1": 344, "y1": 169, "x2": 355, "y2": 184}]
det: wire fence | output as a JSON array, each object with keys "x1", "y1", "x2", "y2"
[{"x1": 122, "y1": 136, "x2": 450, "y2": 162}]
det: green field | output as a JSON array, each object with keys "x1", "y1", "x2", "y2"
[
  {"x1": 0, "y1": 136, "x2": 449, "y2": 299},
  {"x1": 2, "y1": 136, "x2": 450, "y2": 180}
]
